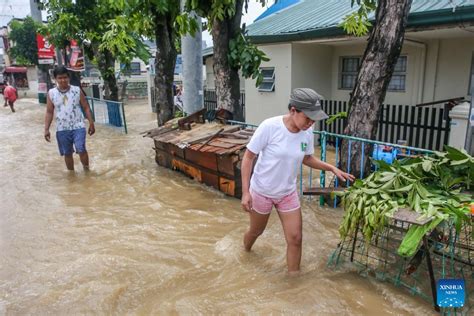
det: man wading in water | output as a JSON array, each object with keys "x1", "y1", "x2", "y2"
[
  {"x1": 241, "y1": 88, "x2": 355, "y2": 274},
  {"x1": 44, "y1": 66, "x2": 95, "y2": 171}
]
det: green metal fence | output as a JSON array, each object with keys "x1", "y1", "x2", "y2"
[
  {"x1": 228, "y1": 119, "x2": 472, "y2": 314},
  {"x1": 228, "y1": 120, "x2": 434, "y2": 201},
  {"x1": 86, "y1": 97, "x2": 128, "y2": 134}
]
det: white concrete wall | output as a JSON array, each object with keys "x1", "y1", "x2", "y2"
[
  {"x1": 291, "y1": 43, "x2": 333, "y2": 99},
  {"x1": 204, "y1": 57, "x2": 215, "y2": 90},
  {"x1": 245, "y1": 36, "x2": 474, "y2": 118},
  {"x1": 204, "y1": 56, "x2": 245, "y2": 91},
  {"x1": 245, "y1": 43, "x2": 292, "y2": 124},
  {"x1": 330, "y1": 42, "x2": 423, "y2": 105},
  {"x1": 15, "y1": 66, "x2": 38, "y2": 98},
  {"x1": 430, "y1": 37, "x2": 474, "y2": 101}
]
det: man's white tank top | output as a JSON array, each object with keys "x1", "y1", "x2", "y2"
[{"x1": 48, "y1": 85, "x2": 85, "y2": 131}]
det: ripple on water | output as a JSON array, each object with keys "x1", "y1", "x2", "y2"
[{"x1": 0, "y1": 99, "x2": 435, "y2": 315}]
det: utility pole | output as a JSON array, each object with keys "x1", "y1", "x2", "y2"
[
  {"x1": 29, "y1": 0, "x2": 49, "y2": 104},
  {"x1": 181, "y1": 0, "x2": 203, "y2": 115}
]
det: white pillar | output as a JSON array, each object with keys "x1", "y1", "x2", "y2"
[
  {"x1": 448, "y1": 102, "x2": 470, "y2": 149},
  {"x1": 181, "y1": 1, "x2": 204, "y2": 115}
]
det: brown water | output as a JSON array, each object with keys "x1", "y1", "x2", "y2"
[{"x1": 0, "y1": 98, "x2": 435, "y2": 315}]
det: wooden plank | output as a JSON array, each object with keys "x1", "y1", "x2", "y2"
[
  {"x1": 171, "y1": 159, "x2": 202, "y2": 181},
  {"x1": 202, "y1": 171, "x2": 219, "y2": 190},
  {"x1": 215, "y1": 148, "x2": 231, "y2": 155},
  {"x1": 155, "y1": 148, "x2": 173, "y2": 168},
  {"x1": 239, "y1": 130, "x2": 255, "y2": 136},
  {"x1": 184, "y1": 148, "x2": 218, "y2": 171},
  {"x1": 197, "y1": 128, "x2": 225, "y2": 151},
  {"x1": 201, "y1": 146, "x2": 221, "y2": 153},
  {"x1": 166, "y1": 143, "x2": 185, "y2": 159},
  {"x1": 147, "y1": 126, "x2": 179, "y2": 138},
  {"x1": 219, "y1": 177, "x2": 236, "y2": 196},
  {"x1": 178, "y1": 108, "x2": 206, "y2": 130},
  {"x1": 184, "y1": 125, "x2": 237, "y2": 145},
  {"x1": 154, "y1": 139, "x2": 166, "y2": 151},
  {"x1": 217, "y1": 138, "x2": 249, "y2": 145},
  {"x1": 217, "y1": 154, "x2": 238, "y2": 177},
  {"x1": 224, "y1": 126, "x2": 242, "y2": 133},
  {"x1": 220, "y1": 132, "x2": 248, "y2": 139},
  {"x1": 302, "y1": 187, "x2": 345, "y2": 196},
  {"x1": 208, "y1": 140, "x2": 236, "y2": 149}
]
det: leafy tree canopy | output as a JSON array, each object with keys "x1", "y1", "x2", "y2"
[
  {"x1": 185, "y1": 0, "x2": 270, "y2": 86},
  {"x1": 340, "y1": 0, "x2": 377, "y2": 36},
  {"x1": 9, "y1": 16, "x2": 41, "y2": 66}
]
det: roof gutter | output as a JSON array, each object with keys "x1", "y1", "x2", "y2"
[{"x1": 248, "y1": 5, "x2": 474, "y2": 45}]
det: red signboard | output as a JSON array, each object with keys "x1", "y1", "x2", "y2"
[
  {"x1": 36, "y1": 34, "x2": 55, "y2": 59},
  {"x1": 64, "y1": 39, "x2": 84, "y2": 72}
]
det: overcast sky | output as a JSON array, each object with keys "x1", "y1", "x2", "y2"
[
  {"x1": 0, "y1": 0, "x2": 273, "y2": 46},
  {"x1": 0, "y1": 0, "x2": 48, "y2": 27},
  {"x1": 202, "y1": 1, "x2": 274, "y2": 47}
]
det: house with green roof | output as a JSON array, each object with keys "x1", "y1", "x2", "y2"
[{"x1": 238, "y1": 0, "x2": 474, "y2": 124}]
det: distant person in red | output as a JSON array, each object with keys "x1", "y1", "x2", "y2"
[{"x1": 3, "y1": 82, "x2": 17, "y2": 113}]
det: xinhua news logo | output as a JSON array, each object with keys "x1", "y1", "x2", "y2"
[{"x1": 437, "y1": 279, "x2": 465, "y2": 308}]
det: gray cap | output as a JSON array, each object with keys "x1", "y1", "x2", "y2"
[{"x1": 289, "y1": 88, "x2": 328, "y2": 121}]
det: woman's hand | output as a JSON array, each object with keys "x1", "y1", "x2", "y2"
[
  {"x1": 332, "y1": 167, "x2": 355, "y2": 183},
  {"x1": 241, "y1": 191, "x2": 253, "y2": 212}
]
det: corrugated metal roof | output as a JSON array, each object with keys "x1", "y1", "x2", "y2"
[
  {"x1": 248, "y1": 0, "x2": 474, "y2": 38},
  {"x1": 254, "y1": 0, "x2": 300, "y2": 21}
]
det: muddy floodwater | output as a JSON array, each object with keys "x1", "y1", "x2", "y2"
[{"x1": 0, "y1": 98, "x2": 435, "y2": 315}]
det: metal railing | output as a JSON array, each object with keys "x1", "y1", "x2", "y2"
[
  {"x1": 228, "y1": 120, "x2": 434, "y2": 205},
  {"x1": 86, "y1": 97, "x2": 128, "y2": 134},
  {"x1": 204, "y1": 90, "x2": 246, "y2": 119},
  {"x1": 315, "y1": 131, "x2": 434, "y2": 206},
  {"x1": 319, "y1": 100, "x2": 451, "y2": 151}
]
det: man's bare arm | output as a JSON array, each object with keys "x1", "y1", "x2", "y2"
[
  {"x1": 44, "y1": 93, "x2": 54, "y2": 142},
  {"x1": 79, "y1": 91, "x2": 95, "y2": 136}
]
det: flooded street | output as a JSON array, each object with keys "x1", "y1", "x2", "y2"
[{"x1": 0, "y1": 98, "x2": 435, "y2": 315}]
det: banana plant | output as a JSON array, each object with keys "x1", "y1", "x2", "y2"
[{"x1": 337, "y1": 146, "x2": 473, "y2": 258}]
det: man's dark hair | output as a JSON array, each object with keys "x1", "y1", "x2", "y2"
[
  {"x1": 53, "y1": 66, "x2": 69, "y2": 78},
  {"x1": 288, "y1": 103, "x2": 301, "y2": 112}
]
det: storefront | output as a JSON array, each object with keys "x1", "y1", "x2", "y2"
[{"x1": 4, "y1": 66, "x2": 28, "y2": 88}]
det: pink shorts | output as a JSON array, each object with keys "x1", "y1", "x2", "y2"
[{"x1": 250, "y1": 189, "x2": 300, "y2": 215}]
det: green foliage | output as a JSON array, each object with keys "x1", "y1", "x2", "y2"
[
  {"x1": 340, "y1": 0, "x2": 377, "y2": 36},
  {"x1": 174, "y1": 110, "x2": 185, "y2": 118},
  {"x1": 337, "y1": 146, "x2": 473, "y2": 258},
  {"x1": 9, "y1": 17, "x2": 41, "y2": 65},
  {"x1": 97, "y1": 1, "x2": 197, "y2": 64},
  {"x1": 41, "y1": 0, "x2": 152, "y2": 68},
  {"x1": 326, "y1": 111, "x2": 347, "y2": 125},
  {"x1": 229, "y1": 33, "x2": 269, "y2": 86},
  {"x1": 185, "y1": 0, "x2": 270, "y2": 85}
]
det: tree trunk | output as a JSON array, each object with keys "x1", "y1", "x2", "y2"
[
  {"x1": 341, "y1": 0, "x2": 413, "y2": 178},
  {"x1": 154, "y1": 11, "x2": 177, "y2": 126},
  {"x1": 96, "y1": 48, "x2": 118, "y2": 101},
  {"x1": 100, "y1": 50, "x2": 118, "y2": 101},
  {"x1": 211, "y1": 0, "x2": 244, "y2": 121}
]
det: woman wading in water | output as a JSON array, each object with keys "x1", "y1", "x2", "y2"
[{"x1": 241, "y1": 88, "x2": 355, "y2": 274}]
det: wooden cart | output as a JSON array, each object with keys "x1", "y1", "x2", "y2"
[{"x1": 144, "y1": 109, "x2": 254, "y2": 198}]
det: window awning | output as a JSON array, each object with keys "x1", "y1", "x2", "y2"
[{"x1": 5, "y1": 66, "x2": 28, "y2": 73}]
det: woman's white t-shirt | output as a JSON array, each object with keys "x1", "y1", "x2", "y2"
[{"x1": 247, "y1": 115, "x2": 314, "y2": 198}]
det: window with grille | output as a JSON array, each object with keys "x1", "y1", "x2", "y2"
[
  {"x1": 130, "y1": 62, "x2": 141, "y2": 75},
  {"x1": 258, "y1": 67, "x2": 275, "y2": 92},
  {"x1": 340, "y1": 57, "x2": 359, "y2": 90},
  {"x1": 339, "y1": 56, "x2": 407, "y2": 92},
  {"x1": 388, "y1": 56, "x2": 407, "y2": 92}
]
